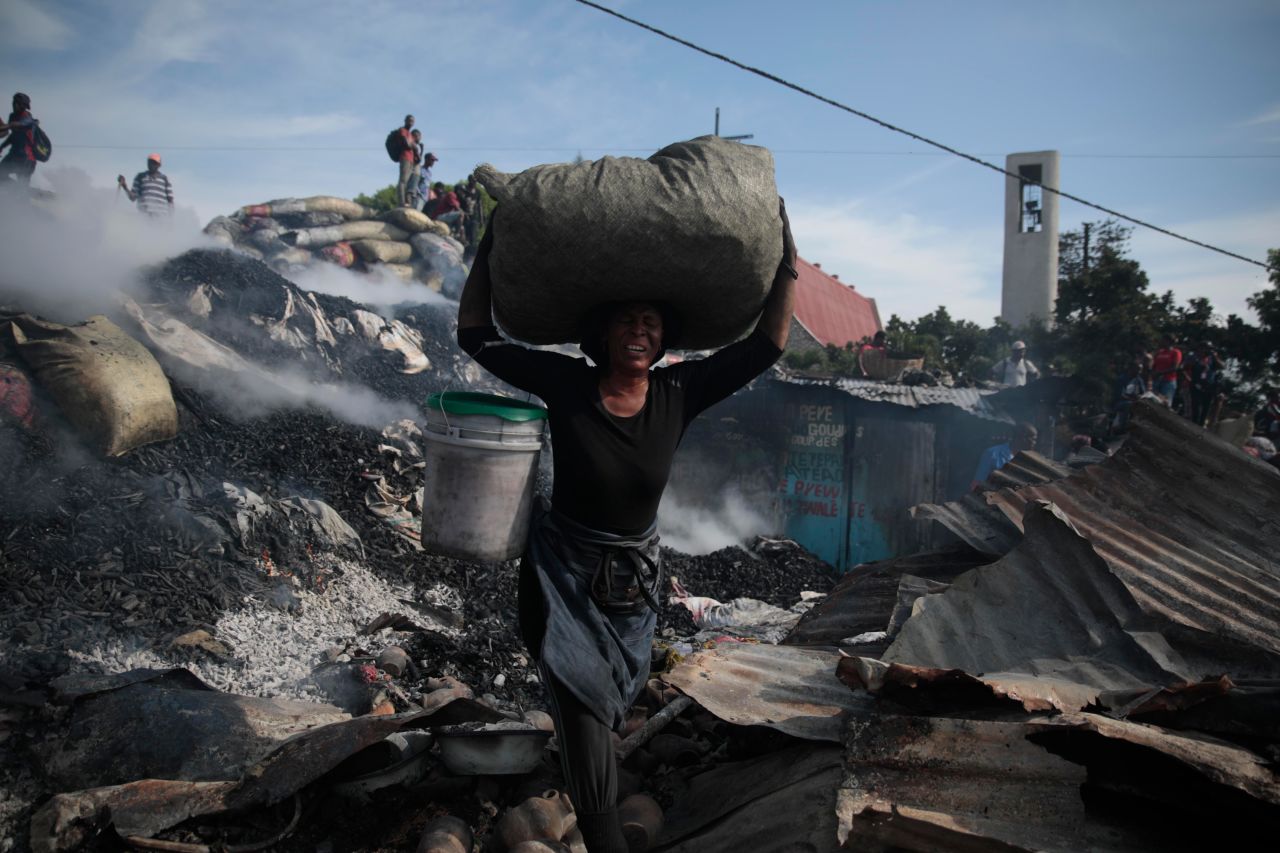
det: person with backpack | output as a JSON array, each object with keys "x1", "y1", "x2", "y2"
[
  {"x1": 387, "y1": 114, "x2": 416, "y2": 207},
  {"x1": 0, "y1": 93, "x2": 45, "y2": 186},
  {"x1": 117, "y1": 153, "x2": 174, "y2": 217}
]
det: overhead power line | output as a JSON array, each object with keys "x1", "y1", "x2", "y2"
[
  {"x1": 58, "y1": 143, "x2": 1280, "y2": 159},
  {"x1": 572, "y1": 0, "x2": 1273, "y2": 271}
]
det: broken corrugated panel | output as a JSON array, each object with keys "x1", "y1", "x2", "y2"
[
  {"x1": 880, "y1": 502, "x2": 1195, "y2": 710},
  {"x1": 661, "y1": 643, "x2": 871, "y2": 742},
  {"x1": 656, "y1": 744, "x2": 843, "y2": 853},
  {"x1": 779, "y1": 376, "x2": 1011, "y2": 422},
  {"x1": 911, "y1": 491, "x2": 1022, "y2": 555},
  {"x1": 784, "y1": 543, "x2": 992, "y2": 651},
  {"x1": 983, "y1": 449, "x2": 1073, "y2": 490},
  {"x1": 838, "y1": 712, "x2": 1169, "y2": 851},
  {"x1": 986, "y1": 404, "x2": 1280, "y2": 658},
  {"x1": 914, "y1": 403, "x2": 1280, "y2": 659},
  {"x1": 1028, "y1": 712, "x2": 1280, "y2": 807}
]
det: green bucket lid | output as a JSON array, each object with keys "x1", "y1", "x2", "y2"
[{"x1": 426, "y1": 391, "x2": 547, "y2": 422}]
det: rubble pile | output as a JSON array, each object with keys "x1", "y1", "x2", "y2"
[
  {"x1": 1, "y1": 245, "x2": 839, "y2": 850},
  {"x1": 202, "y1": 195, "x2": 470, "y2": 298}
]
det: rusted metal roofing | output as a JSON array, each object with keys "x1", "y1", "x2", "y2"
[
  {"x1": 780, "y1": 375, "x2": 1012, "y2": 422},
  {"x1": 661, "y1": 642, "x2": 870, "y2": 742},
  {"x1": 838, "y1": 711, "x2": 1170, "y2": 851},
  {"x1": 791, "y1": 256, "x2": 881, "y2": 348},
  {"x1": 916, "y1": 402, "x2": 1280, "y2": 659}
]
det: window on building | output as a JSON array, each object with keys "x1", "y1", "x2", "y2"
[{"x1": 1019, "y1": 164, "x2": 1043, "y2": 233}]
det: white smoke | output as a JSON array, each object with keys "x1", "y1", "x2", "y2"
[
  {"x1": 285, "y1": 262, "x2": 451, "y2": 313},
  {"x1": 0, "y1": 166, "x2": 209, "y2": 321},
  {"x1": 657, "y1": 487, "x2": 777, "y2": 554}
]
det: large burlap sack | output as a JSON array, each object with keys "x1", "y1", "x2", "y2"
[
  {"x1": 352, "y1": 239, "x2": 413, "y2": 264},
  {"x1": 375, "y1": 263, "x2": 416, "y2": 281},
  {"x1": 4, "y1": 314, "x2": 177, "y2": 456},
  {"x1": 410, "y1": 232, "x2": 468, "y2": 299},
  {"x1": 202, "y1": 215, "x2": 241, "y2": 247},
  {"x1": 475, "y1": 135, "x2": 782, "y2": 348},
  {"x1": 242, "y1": 196, "x2": 373, "y2": 220},
  {"x1": 378, "y1": 207, "x2": 451, "y2": 236},
  {"x1": 268, "y1": 246, "x2": 313, "y2": 267},
  {"x1": 275, "y1": 210, "x2": 346, "y2": 229},
  {"x1": 284, "y1": 220, "x2": 409, "y2": 248}
]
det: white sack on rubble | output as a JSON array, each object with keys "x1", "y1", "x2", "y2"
[
  {"x1": 3, "y1": 313, "x2": 178, "y2": 456},
  {"x1": 351, "y1": 309, "x2": 430, "y2": 374},
  {"x1": 285, "y1": 220, "x2": 410, "y2": 248},
  {"x1": 242, "y1": 195, "x2": 373, "y2": 221},
  {"x1": 352, "y1": 239, "x2": 414, "y2": 265},
  {"x1": 475, "y1": 135, "x2": 782, "y2": 348}
]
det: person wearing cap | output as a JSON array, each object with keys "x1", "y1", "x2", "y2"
[
  {"x1": 990, "y1": 341, "x2": 1039, "y2": 387},
  {"x1": 0, "y1": 92, "x2": 39, "y2": 186},
  {"x1": 456, "y1": 202, "x2": 798, "y2": 852},
  {"x1": 118, "y1": 154, "x2": 173, "y2": 217}
]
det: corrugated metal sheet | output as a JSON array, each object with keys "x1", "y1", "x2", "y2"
[
  {"x1": 917, "y1": 402, "x2": 1280, "y2": 658},
  {"x1": 838, "y1": 712, "x2": 1168, "y2": 851},
  {"x1": 784, "y1": 543, "x2": 993, "y2": 651},
  {"x1": 780, "y1": 375, "x2": 1012, "y2": 422},
  {"x1": 791, "y1": 256, "x2": 881, "y2": 348},
  {"x1": 879, "y1": 501, "x2": 1194, "y2": 709},
  {"x1": 661, "y1": 643, "x2": 871, "y2": 742}
]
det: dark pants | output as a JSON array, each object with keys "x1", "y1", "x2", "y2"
[
  {"x1": 0, "y1": 157, "x2": 35, "y2": 185},
  {"x1": 1191, "y1": 390, "x2": 1214, "y2": 426},
  {"x1": 520, "y1": 560, "x2": 629, "y2": 853}
]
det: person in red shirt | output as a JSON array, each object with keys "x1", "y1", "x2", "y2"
[
  {"x1": 1150, "y1": 334, "x2": 1182, "y2": 406},
  {"x1": 426, "y1": 181, "x2": 464, "y2": 230},
  {"x1": 395, "y1": 115, "x2": 415, "y2": 207}
]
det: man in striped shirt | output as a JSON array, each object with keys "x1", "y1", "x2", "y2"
[{"x1": 117, "y1": 153, "x2": 173, "y2": 216}]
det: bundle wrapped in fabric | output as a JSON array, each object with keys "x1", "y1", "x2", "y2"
[
  {"x1": 318, "y1": 241, "x2": 356, "y2": 268},
  {"x1": 474, "y1": 135, "x2": 782, "y2": 349},
  {"x1": 2, "y1": 314, "x2": 177, "y2": 456},
  {"x1": 241, "y1": 196, "x2": 373, "y2": 221},
  {"x1": 378, "y1": 207, "x2": 451, "y2": 236},
  {"x1": 284, "y1": 220, "x2": 410, "y2": 248},
  {"x1": 352, "y1": 239, "x2": 413, "y2": 264}
]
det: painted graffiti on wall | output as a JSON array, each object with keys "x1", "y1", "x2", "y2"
[{"x1": 779, "y1": 402, "x2": 848, "y2": 566}]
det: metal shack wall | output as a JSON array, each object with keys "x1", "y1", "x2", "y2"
[{"x1": 670, "y1": 383, "x2": 998, "y2": 572}]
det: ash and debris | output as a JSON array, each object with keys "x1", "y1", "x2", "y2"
[{"x1": 0, "y1": 247, "x2": 831, "y2": 849}]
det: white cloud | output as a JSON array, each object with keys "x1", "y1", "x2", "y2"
[
  {"x1": 0, "y1": 0, "x2": 72, "y2": 51},
  {"x1": 789, "y1": 198, "x2": 1003, "y2": 324},
  {"x1": 1128, "y1": 206, "x2": 1278, "y2": 322},
  {"x1": 1242, "y1": 103, "x2": 1280, "y2": 127},
  {"x1": 130, "y1": 0, "x2": 221, "y2": 65}
]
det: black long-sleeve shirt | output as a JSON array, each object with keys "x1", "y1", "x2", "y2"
[{"x1": 458, "y1": 326, "x2": 781, "y2": 535}]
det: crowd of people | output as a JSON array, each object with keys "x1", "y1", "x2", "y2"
[
  {"x1": 389, "y1": 114, "x2": 484, "y2": 251},
  {"x1": 1111, "y1": 336, "x2": 1238, "y2": 431}
]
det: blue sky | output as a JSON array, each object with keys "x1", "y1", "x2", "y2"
[{"x1": 4, "y1": 0, "x2": 1277, "y2": 324}]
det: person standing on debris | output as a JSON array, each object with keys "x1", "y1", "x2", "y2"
[
  {"x1": 117, "y1": 153, "x2": 173, "y2": 216},
  {"x1": 404, "y1": 129, "x2": 426, "y2": 209},
  {"x1": 989, "y1": 341, "x2": 1039, "y2": 387},
  {"x1": 457, "y1": 202, "x2": 798, "y2": 853},
  {"x1": 1150, "y1": 334, "x2": 1182, "y2": 406},
  {"x1": 1188, "y1": 343, "x2": 1223, "y2": 426},
  {"x1": 0, "y1": 92, "x2": 39, "y2": 186},
  {"x1": 970, "y1": 421, "x2": 1037, "y2": 491},
  {"x1": 395, "y1": 114, "x2": 416, "y2": 207}
]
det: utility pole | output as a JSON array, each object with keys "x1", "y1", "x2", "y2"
[
  {"x1": 713, "y1": 107, "x2": 753, "y2": 142},
  {"x1": 1082, "y1": 222, "x2": 1091, "y2": 275}
]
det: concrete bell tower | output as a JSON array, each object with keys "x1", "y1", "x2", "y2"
[{"x1": 1001, "y1": 150, "x2": 1060, "y2": 327}]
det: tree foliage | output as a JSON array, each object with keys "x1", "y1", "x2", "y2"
[{"x1": 789, "y1": 219, "x2": 1278, "y2": 412}]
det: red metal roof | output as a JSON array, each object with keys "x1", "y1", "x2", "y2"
[{"x1": 792, "y1": 256, "x2": 881, "y2": 348}]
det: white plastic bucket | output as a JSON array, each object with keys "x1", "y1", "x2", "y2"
[{"x1": 420, "y1": 392, "x2": 547, "y2": 561}]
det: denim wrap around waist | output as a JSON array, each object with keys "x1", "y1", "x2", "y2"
[{"x1": 520, "y1": 504, "x2": 661, "y2": 732}]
